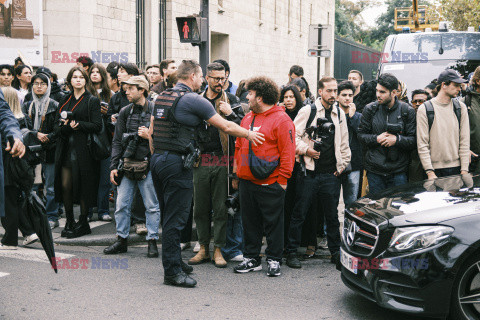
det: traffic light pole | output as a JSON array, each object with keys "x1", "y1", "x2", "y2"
[{"x1": 199, "y1": 0, "x2": 209, "y2": 75}]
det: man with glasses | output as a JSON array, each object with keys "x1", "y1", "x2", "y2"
[
  {"x1": 409, "y1": 89, "x2": 431, "y2": 182},
  {"x1": 146, "y1": 65, "x2": 162, "y2": 88},
  {"x1": 188, "y1": 62, "x2": 243, "y2": 268},
  {"x1": 411, "y1": 89, "x2": 430, "y2": 110},
  {"x1": 213, "y1": 59, "x2": 238, "y2": 95}
]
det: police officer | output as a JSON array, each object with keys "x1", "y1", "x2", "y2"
[{"x1": 149, "y1": 60, "x2": 264, "y2": 288}]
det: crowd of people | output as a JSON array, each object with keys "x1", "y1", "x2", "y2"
[{"x1": 0, "y1": 55, "x2": 479, "y2": 288}]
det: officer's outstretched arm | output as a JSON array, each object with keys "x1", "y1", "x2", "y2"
[{"x1": 207, "y1": 114, "x2": 265, "y2": 146}]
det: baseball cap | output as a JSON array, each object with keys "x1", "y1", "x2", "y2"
[
  {"x1": 121, "y1": 76, "x2": 149, "y2": 91},
  {"x1": 36, "y1": 66, "x2": 52, "y2": 77},
  {"x1": 437, "y1": 69, "x2": 467, "y2": 84}
]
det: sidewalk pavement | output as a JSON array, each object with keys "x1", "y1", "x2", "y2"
[
  {"x1": 1, "y1": 196, "x2": 344, "y2": 248},
  {"x1": 0, "y1": 204, "x2": 197, "y2": 247}
]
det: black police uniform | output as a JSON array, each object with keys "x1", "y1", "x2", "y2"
[{"x1": 150, "y1": 83, "x2": 216, "y2": 277}]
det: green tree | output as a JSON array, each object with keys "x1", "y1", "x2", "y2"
[
  {"x1": 370, "y1": 0, "x2": 413, "y2": 45},
  {"x1": 440, "y1": 0, "x2": 480, "y2": 30}
]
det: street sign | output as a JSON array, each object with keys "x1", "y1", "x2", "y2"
[
  {"x1": 308, "y1": 49, "x2": 331, "y2": 58},
  {"x1": 176, "y1": 16, "x2": 207, "y2": 43},
  {"x1": 308, "y1": 24, "x2": 333, "y2": 56}
]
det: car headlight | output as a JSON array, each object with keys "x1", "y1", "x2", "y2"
[{"x1": 388, "y1": 226, "x2": 454, "y2": 253}]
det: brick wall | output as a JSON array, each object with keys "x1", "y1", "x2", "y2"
[
  {"x1": 167, "y1": 0, "x2": 335, "y2": 92},
  {"x1": 43, "y1": 0, "x2": 136, "y2": 77}
]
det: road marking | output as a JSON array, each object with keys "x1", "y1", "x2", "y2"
[
  {"x1": 0, "y1": 272, "x2": 10, "y2": 277},
  {"x1": 0, "y1": 247, "x2": 75, "y2": 264}
]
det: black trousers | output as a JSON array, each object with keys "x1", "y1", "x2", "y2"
[
  {"x1": 151, "y1": 152, "x2": 192, "y2": 276},
  {"x1": 180, "y1": 201, "x2": 193, "y2": 243},
  {"x1": 1, "y1": 186, "x2": 22, "y2": 246},
  {"x1": 239, "y1": 179, "x2": 285, "y2": 262},
  {"x1": 284, "y1": 163, "x2": 299, "y2": 247}
]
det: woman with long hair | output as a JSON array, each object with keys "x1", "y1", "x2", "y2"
[
  {"x1": 279, "y1": 85, "x2": 303, "y2": 121},
  {"x1": 88, "y1": 63, "x2": 113, "y2": 221},
  {"x1": 278, "y1": 85, "x2": 304, "y2": 257},
  {"x1": 54, "y1": 66, "x2": 102, "y2": 238},
  {"x1": 89, "y1": 63, "x2": 112, "y2": 104},
  {"x1": 12, "y1": 65, "x2": 32, "y2": 99},
  {"x1": 2, "y1": 87, "x2": 27, "y2": 127}
]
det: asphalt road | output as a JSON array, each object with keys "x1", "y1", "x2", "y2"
[{"x1": 0, "y1": 244, "x2": 432, "y2": 320}]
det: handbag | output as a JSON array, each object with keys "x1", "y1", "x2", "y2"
[
  {"x1": 248, "y1": 116, "x2": 278, "y2": 180},
  {"x1": 122, "y1": 158, "x2": 149, "y2": 180},
  {"x1": 87, "y1": 97, "x2": 111, "y2": 160}
]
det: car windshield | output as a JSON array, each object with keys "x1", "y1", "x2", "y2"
[{"x1": 380, "y1": 59, "x2": 480, "y2": 94}]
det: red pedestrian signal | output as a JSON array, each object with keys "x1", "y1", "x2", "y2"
[{"x1": 176, "y1": 16, "x2": 207, "y2": 44}]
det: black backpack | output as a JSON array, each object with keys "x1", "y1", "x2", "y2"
[
  {"x1": 305, "y1": 103, "x2": 341, "y2": 128},
  {"x1": 424, "y1": 99, "x2": 462, "y2": 131},
  {"x1": 370, "y1": 101, "x2": 410, "y2": 125}
]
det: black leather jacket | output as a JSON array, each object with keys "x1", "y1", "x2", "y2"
[{"x1": 358, "y1": 98, "x2": 416, "y2": 175}]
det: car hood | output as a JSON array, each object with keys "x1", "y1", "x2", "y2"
[{"x1": 348, "y1": 174, "x2": 480, "y2": 226}]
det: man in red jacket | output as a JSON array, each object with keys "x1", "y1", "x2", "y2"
[{"x1": 232, "y1": 76, "x2": 296, "y2": 277}]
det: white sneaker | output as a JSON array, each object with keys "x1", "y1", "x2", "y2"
[
  {"x1": 318, "y1": 237, "x2": 328, "y2": 250},
  {"x1": 230, "y1": 254, "x2": 244, "y2": 262},
  {"x1": 49, "y1": 220, "x2": 59, "y2": 229},
  {"x1": 23, "y1": 233, "x2": 39, "y2": 246},
  {"x1": 180, "y1": 242, "x2": 191, "y2": 251},
  {"x1": 193, "y1": 241, "x2": 201, "y2": 253},
  {"x1": 0, "y1": 244, "x2": 17, "y2": 250}
]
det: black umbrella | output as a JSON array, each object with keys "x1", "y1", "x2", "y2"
[
  {"x1": 24, "y1": 191, "x2": 57, "y2": 273},
  {"x1": 4, "y1": 135, "x2": 57, "y2": 273}
]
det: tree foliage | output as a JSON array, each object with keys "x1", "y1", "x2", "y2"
[
  {"x1": 336, "y1": 0, "x2": 432, "y2": 51},
  {"x1": 440, "y1": 0, "x2": 480, "y2": 30}
]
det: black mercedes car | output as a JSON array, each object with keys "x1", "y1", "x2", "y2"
[{"x1": 340, "y1": 174, "x2": 480, "y2": 319}]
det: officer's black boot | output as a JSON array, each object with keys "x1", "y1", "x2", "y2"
[
  {"x1": 104, "y1": 236, "x2": 128, "y2": 254},
  {"x1": 147, "y1": 239, "x2": 159, "y2": 258}
]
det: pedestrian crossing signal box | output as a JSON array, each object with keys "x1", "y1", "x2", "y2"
[{"x1": 176, "y1": 16, "x2": 207, "y2": 44}]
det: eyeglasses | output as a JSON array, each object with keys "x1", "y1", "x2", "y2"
[
  {"x1": 412, "y1": 99, "x2": 426, "y2": 104},
  {"x1": 208, "y1": 77, "x2": 226, "y2": 83},
  {"x1": 33, "y1": 82, "x2": 47, "y2": 87}
]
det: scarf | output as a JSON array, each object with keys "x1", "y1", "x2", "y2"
[{"x1": 30, "y1": 77, "x2": 51, "y2": 131}]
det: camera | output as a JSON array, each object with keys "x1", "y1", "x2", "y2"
[
  {"x1": 305, "y1": 117, "x2": 335, "y2": 152},
  {"x1": 60, "y1": 111, "x2": 73, "y2": 120},
  {"x1": 386, "y1": 123, "x2": 402, "y2": 135},
  {"x1": 225, "y1": 191, "x2": 240, "y2": 215},
  {"x1": 122, "y1": 132, "x2": 138, "y2": 159},
  {"x1": 385, "y1": 122, "x2": 403, "y2": 161}
]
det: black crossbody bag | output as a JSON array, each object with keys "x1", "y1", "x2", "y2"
[{"x1": 248, "y1": 116, "x2": 278, "y2": 180}]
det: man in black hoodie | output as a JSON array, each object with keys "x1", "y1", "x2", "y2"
[{"x1": 358, "y1": 73, "x2": 416, "y2": 195}]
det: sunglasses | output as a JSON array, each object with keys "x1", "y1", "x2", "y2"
[{"x1": 412, "y1": 99, "x2": 426, "y2": 104}]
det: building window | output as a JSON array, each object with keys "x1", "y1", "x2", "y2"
[{"x1": 136, "y1": 0, "x2": 146, "y2": 69}]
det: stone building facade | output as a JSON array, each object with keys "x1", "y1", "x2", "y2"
[{"x1": 39, "y1": 0, "x2": 334, "y2": 90}]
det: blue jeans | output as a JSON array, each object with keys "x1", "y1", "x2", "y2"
[
  {"x1": 367, "y1": 172, "x2": 407, "y2": 195},
  {"x1": 114, "y1": 172, "x2": 160, "y2": 240},
  {"x1": 221, "y1": 210, "x2": 244, "y2": 260},
  {"x1": 340, "y1": 170, "x2": 361, "y2": 209},
  {"x1": 89, "y1": 157, "x2": 111, "y2": 217},
  {"x1": 43, "y1": 162, "x2": 59, "y2": 222}
]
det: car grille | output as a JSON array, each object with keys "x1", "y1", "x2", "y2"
[{"x1": 343, "y1": 212, "x2": 379, "y2": 257}]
